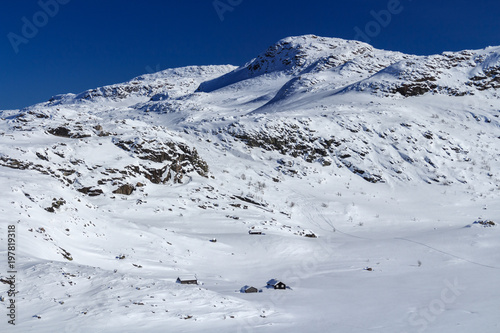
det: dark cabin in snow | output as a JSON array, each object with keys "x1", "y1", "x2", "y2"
[
  {"x1": 267, "y1": 279, "x2": 286, "y2": 290},
  {"x1": 241, "y1": 286, "x2": 259, "y2": 293},
  {"x1": 176, "y1": 276, "x2": 198, "y2": 285},
  {"x1": 248, "y1": 229, "x2": 263, "y2": 235}
]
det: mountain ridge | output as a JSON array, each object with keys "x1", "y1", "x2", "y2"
[{"x1": 4, "y1": 35, "x2": 500, "y2": 187}]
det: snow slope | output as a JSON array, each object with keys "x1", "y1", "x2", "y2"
[{"x1": 1, "y1": 35, "x2": 500, "y2": 333}]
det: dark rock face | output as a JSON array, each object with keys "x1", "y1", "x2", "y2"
[
  {"x1": 228, "y1": 121, "x2": 383, "y2": 183},
  {"x1": 468, "y1": 66, "x2": 500, "y2": 91},
  {"x1": 394, "y1": 83, "x2": 438, "y2": 97},
  {"x1": 45, "y1": 198, "x2": 66, "y2": 213},
  {"x1": 0, "y1": 156, "x2": 32, "y2": 170},
  {"x1": 112, "y1": 184, "x2": 135, "y2": 195},
  {"x1": 48, "y1": 127, "x2": 91, "y2": 138},
  {"x1": 348, "y1": 50, "x2": 499, "y2": 98},
  {"x1": 48, "y1": 127, "x2": 71, "y2": 138},
  {"x1": 77, "y1": 187, "x2": 104, "y2": 196},
  {"x1": 113, "y1": 138, "x2": 209, "y2": 182}
]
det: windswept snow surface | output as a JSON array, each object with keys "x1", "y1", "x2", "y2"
[{"x1": 1, "y1": 35, "x2": 500, "y2": 333}]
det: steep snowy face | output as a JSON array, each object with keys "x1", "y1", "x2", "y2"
[
  {"x1": 196, "y1": 35, "x2": 397, "y2": 93},
  {"x1": 251, "y1": 44, "x2": 408, "y2": 112},
  {"x1": 240, "y1": 35, "x2": 374, "y2": 75},
  {"x1": 149, "y1": 35, "x2": 406, "y2": 119}
]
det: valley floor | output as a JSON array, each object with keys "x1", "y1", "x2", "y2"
[{"x1": 1, "y1": 163, "x2": 499, "y2": 333}]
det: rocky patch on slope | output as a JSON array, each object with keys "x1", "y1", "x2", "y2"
[{"x1": 342, "y1": 48, "x2": 500, "y2": 98}]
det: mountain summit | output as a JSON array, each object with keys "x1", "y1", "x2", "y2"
[{"x1": 197, "y1": 35, "x2": 384, "y2": 92}]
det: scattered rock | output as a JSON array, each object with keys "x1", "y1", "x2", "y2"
[
  {"x1": 77, "y1": 187, "x2": 103, "y2": 196},
  {"x1": 59, "y1": 247, "x2": 73, "y2": 261},
  {"x1": 112, "y1": 184, "x2": 135, "y2": 195},
  {"x1": 48, "y1": 127, "x2": 71, "y2": 138}
]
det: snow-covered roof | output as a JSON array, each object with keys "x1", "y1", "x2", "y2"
[
  {"x1": 267, "y1": 279, "x2": 282, "y2": 286},
  {"x1": 177, "y1": 275, "x2": 197, "y2": 281},
  {"x1": 243, "y1": 285, "x2": 257, "y2": 290}
]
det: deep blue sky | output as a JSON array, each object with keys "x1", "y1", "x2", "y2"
[{"x1": 1, "y1": 0, "x2": 500, "y2": 110}]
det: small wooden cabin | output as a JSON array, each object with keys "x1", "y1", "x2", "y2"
[
  {"x1": 267, "y1": 279, "x2": 286, "y2": 290},
  {"x1": 243, "y1": 286, "x2": 259, "y2": 293},
  {"x1": 176, "y1": 276, "x2": 198, "y2": 285}
]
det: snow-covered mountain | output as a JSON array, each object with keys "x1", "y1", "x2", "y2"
[{"x1": 1, "y1": 35, "x2": 500, "y2": 333}]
